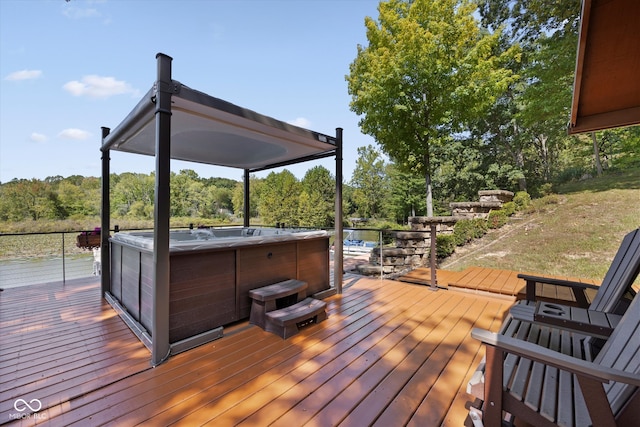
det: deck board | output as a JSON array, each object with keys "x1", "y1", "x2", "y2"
[
  {"x1": 0, "y1": 278, "x2": 151, "y2": 422},
  {"x1": 399, "y1": 266, "x2": 601, "y2": 302},
  {"x1": 395, "y1": 268, "x2": 460, "y2": 288},
  {"x1": 2, "y1": 274, "x2": 517, "y2": 426}
]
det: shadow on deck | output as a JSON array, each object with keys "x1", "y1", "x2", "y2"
[{"x1": 1, "y1": 273, "x2": 517, "y2": 425}]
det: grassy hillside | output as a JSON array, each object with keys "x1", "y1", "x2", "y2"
[{"x1": 440, "y1": 168, "x2": 640, "y2": 282}]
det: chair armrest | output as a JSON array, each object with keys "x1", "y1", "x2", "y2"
[
  {"x1": 517, "y1": 273, "x2": 600, "y2": 304},
  {"x1": 471, "y1": 328, "x2": 640, "y2": 386},
  {"x1": 517, "y1": 273, "x2": 600, "y2": 290}
]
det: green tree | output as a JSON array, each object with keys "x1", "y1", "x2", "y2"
[
  {"x1": 111, "y1": 173, "x2": 155, "y2": 217},
  {"x1": 386, "y1": 163, "x2": 426, "y2": 222},
  {"x1": 0, "y1": 179, "x2": 62, "y2": 220},
  {"x1": 258, "y1": 170, "x2": 300, "y2": 226},
  {"x1": 232, "y1": 176, "x2": 263, "y2": 219},
  {"x1": 350, "y1": 145, "x2": 388, "y2": 219},
  {"x1": 204, "y1": 186, "x2": 233, "y2": 218},
  {"x1": 298, "y1": 166, "x2": 335, "y2": 227},
  {"x1": 347, "y1": 0, "x2": 519, "y2": 216},
  {"x1": 57, "y1": 177, "x2": 100, "y2": 218},
  {"x1": 170, "y1": 169, "x2": 199, "y2": 217},
  {"x1": 477, "y1": 0, "x2": 582, "y2": 189}
]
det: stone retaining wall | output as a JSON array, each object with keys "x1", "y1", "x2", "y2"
[{"x1": 356, "y1": 190, "x2": 513, "y2": 276}]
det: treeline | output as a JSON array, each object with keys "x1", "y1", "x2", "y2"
[
  {"x1": 0, "y1": 160, "x2": 421, "y2": 228},
  {"x1": 0, "y1": 172, "x2": 236, "y2": 224},
  {"x1": 2, "y1": 135, "x2": 638, "y2": 231}
]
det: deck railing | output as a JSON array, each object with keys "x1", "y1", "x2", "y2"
[
  {"x1": 0, "y1": 230, "x2": 107, "y2": 289},
  {"x1": 0, "y1": 226, "x2": 437, "y2": 289},
  {"x1": 333, "y1": 227, "x2": 438, "y2": 285}
]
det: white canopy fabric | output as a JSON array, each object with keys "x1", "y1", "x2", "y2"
[{"x1": 102, "y1": 83, "x2": 337, "y2": 171}]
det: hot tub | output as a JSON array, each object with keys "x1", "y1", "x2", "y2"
[{"x1": 108, "y1": 227, "x2": 330, "y2": 345}]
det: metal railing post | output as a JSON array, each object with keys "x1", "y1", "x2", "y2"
[
  {"x1": 380, "y1": 230, "x2": 383, "y2": 279},
  {"x1": 429, "y1": 224, "x2": 438, "y2": 291},
  {"x1": 62, "y1": 232, "x2": 66, "y2": 284}
]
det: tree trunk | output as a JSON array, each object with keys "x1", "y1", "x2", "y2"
[
  {"x1": 537, "y1": 134, "x2": 550, "y2": 182},
  {"x1": 424, "y1": 151, "x2": 433, "y2": 217},
  {"x1": 514, "y1": 149, "x2": 527, "y2": 192},
  {"x1": 592, "y1": 132, "x2": 603, "y2": 176}
]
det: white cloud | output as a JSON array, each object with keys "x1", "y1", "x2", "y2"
[
  {"x1": 58, "y1": 128, "x2": 91, "y2": 140},
  {"x1": 63, "y1": 75, "x2": 138, "y2": 99},
  {"x1": 5, "y1": 70, "x2": 42, "y2": 81},
  {"x1": 30, "y1": 132, "x2": 48, "y2": 143},
  {"x1": 287, "y1": 117, "x2": 312, "y2": 128},
  {"x1": 62, "y1": 6, "x2": 100, "y2": 20}
]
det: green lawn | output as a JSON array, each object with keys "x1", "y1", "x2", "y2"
[{"x1": 441, "y1": 168, "x2": 640, "y2": 282}]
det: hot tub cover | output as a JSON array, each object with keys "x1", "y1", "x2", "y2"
[{"x1": 101, "y1": 82, "x2": 338, "y2": 171}]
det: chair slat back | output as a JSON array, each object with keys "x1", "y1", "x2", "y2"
[
  {"x1": 594, "y1": 293, "x2": 640, "y2": 415},
  {"x1": 590, "y1": 228, "x2": 640, "y2": 313}
]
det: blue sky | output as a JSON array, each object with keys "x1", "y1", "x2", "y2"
[{"x1": 0, "y1": 0, "x2": 382, "y2": 183}]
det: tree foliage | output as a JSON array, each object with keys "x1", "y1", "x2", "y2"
[
  {"x1": 350, "y1": 145, "x2": 389, "y2": 219},
  {"x1": 347, "y1": 0, "x2": 520, "y2": 215},
  {"x1": 471, "y1": 0, "x2": 582, "y2": 190},
  {"x1": 298, "y1": 166, "x2": 335, "y2": 227},
  {"x1": 258, "y1": 169, "x2": 301, "y2": 227}
]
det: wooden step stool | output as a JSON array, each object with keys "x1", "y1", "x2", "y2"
[
  {"x1": 249, "y1": 279, "x2": 308, "y2": 329},
  {"x1": 265, "y1": 297, "x2": 327, "y2": 339}
]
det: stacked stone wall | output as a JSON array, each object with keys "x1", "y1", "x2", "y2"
[{"x1": 356, "y1": 190, "x2": 513, "y2": 276}]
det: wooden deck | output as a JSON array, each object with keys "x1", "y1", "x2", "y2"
[
  {"x1": 0, "y1": 273, "x2": 515, "y2": 426},
  {"x1": 398, "y1": 266, "x2": 600, "y2": 302}
]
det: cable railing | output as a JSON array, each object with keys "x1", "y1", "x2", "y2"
[
  {"x1": 0, "y1": 225, "x2": 438, "y2": 289},
  {"x1": 0, "y1": 230, "x2": 104, "y2": 289}
]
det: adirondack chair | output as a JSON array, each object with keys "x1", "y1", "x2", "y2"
[
  {"x1": 467, "y1": 229, "x2": 640, "y2": 403},
  {"x1": 471, "y1": 292, "x2": 640, "y2": 427},
  {"x1": 511, "y1": 228, "x2": 640, "y2": 339}
]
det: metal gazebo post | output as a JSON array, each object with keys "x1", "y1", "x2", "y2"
[
  {"x1": 334, "y1": 128, "x2": 343, "y2": 294},
  {"x1": 151, "y1": 53, "x2": 173, "y2": 366},
  {"x1": 243, "y1": 169, "x2": 250, "y2": 228},
  {"x1": 100, "y1": 127, "x2": 111, "y2": 297}
]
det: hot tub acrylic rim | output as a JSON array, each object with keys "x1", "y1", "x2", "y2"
[{"x1": 110, "y1": 228, "x2": 328, "y2": 252}]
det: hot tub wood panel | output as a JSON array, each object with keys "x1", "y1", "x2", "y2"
[
  {"x1": 236, "y1": 242, "x2": 298, "y2": 320},
  {"x1": 121, "y1": 246, "x2": 141, "y2": 321},
  {"x1": 111, "y1": 244, "x2": 123, "y2": 300},
  {"x1": 296, "y1": 238, "x2": 329, "y2": 295},
  {"x1": 140, "y1": 252, "x2": 154, "y2": 333},
  {"x1": 169, "y1": 251, "x2": 236, "y2": 342}
]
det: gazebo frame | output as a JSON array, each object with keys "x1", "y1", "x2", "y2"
[{"x1": 100, "y1": 53, "x2": 343, "y2": 365}]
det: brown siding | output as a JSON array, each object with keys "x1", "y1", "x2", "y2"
[
  {"x1": 140, "y1": 252, "x2": 154, "y2": 332},
  {"x1": 109, "y1": 235, "x2": 330, "y2": 343}
]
